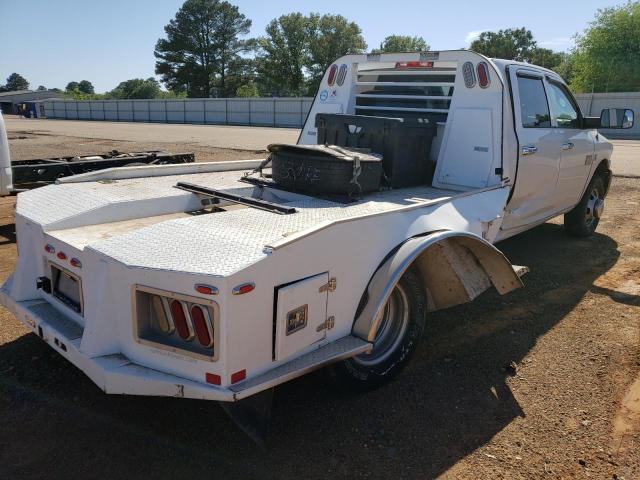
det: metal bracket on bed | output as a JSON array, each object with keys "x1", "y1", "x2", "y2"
[{"x1": 175, "y1": 181, "x2": 297, "y2": 215}]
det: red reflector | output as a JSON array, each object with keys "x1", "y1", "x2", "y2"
[
  {"x1": 231, "y1": 369, "x2": 246, "y2": 384},
  {"x1": 195, "y1": 284, "x2": 218, "y2": 295},
  {"x1": 57, "y1": 252, "x2": 67, "y2": 260},
  {"x1": 191, "y1": 305, "x2": 213, "y2": 348},
  {"x1": 205, "y1": 373, "x2": 221, "y2": 385},
  {"x1": 395, "y1": 61, "x2": 433, "y2": 69},
  {"x1": 170, "y1": 300, "x2": 192, "y2": 340},
  {"x1": 70, "y1": 258, "x2": 82, "y2": 268},
  {"x1": 477, "y1": 62, "x2": 490, "y2": 88},
  {"x1": 44, "y1": 244, "x2": 55, "y2": 254},
  {"x1": 232, "y1": 283, "x2": 255, "y2": 295},
  {"x1": 327, "y1": 64, "x2": 338, "y2": 86}
]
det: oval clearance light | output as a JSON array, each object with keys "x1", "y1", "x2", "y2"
[
  {"x1": 205, "y1": 373, "x2": 221, "y2": 385},
  {"x1": 170, "y1": 300, "x2": 193, "y2": 340},
  {"x1": 57, "y1": 252, "x2": 67, "y2": 260},
  {"x1": 70, "y1": 258, "x2": 82, "y2": 268},
  {"x1": 327, "y1": 64, "x2": 338, "y2": 86},
  {"x1": 44, "y1": 244, "x2": 55, "y2": 254},
  {"x1": 477, "y1": 61, "x2": 490, "y2": 88},
  {"x1": 191, "y1": 305, "x2": 213, "y2": 348},
  {"x1": 462, "y1": 61, "x2": 476, "y2": 88},
  {"x1": 195, "y1": 284, "x2": 218, "y2": 295},
  {"x1": 337, "y1": 64, "x2": 348, "y2": 86},
  {"x1": 232, "y1": 283, "x2": 255, "y2": 295},
  {"x1": 231, "y1": 369, "x2": 246, "y2": 384}
]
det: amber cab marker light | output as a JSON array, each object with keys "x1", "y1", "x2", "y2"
[
  {"x1": 231, "y1": 369, "x2": 246, "y2": 384},
  {"x1": 232, "y1": 283, "x2": 255, "y2": 295},
  {"x1": 206, "y1": 373, "x2": 221, "y2": 386},
  {"x1": 195, "y1": 284, "x2": 218, "y2": 295},
  {"x1": 57, "y1": 252, "x2": 67, "y2": 260},
  {"x1": 44, "y1": 244, "x2": 55, "y2": 254}
]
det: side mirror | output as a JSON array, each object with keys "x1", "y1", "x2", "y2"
[{"x1": 600, "y1": 108, "x2": 634, "y2": 129}]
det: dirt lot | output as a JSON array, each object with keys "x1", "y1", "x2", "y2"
[{"x1": 0, "y1": 132, "x2": 639, "y2": 479}]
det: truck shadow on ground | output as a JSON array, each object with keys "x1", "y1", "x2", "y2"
[{"x1": 0, "y1": 222, "x2": 620, "y2": 479}]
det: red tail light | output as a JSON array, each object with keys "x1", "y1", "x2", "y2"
[
  {"x1": 232, "y1": 283, "x2": 255, "y2": 295},
  {"x1": 477, "y1": 62, "x2": 490, "y2": 88},
  {"x1": 206, "y1": 373, "x2": 221, "y2": 385},
  {"x1": 231, "y1": 369, "x2": 246, "y2": 384},
  {"x1": 57, "y1": 252, "x2": 67, "y2": 260},
  {"x1": 44, "y1": 244, "x2": 55, "y2": 254},
  {"x1": 327, "y1": 64, "x2": 338, "y2": 85},
  {"x1": 170, "y1": 300, "x2": 193, "y2": 340},
  {"x1": 195, "y1": 284, "x2": 218, "y2": 295},
  {"x1": 70, "y1": 258, "x2": 82, "y2": 268},
  {"x1": 191, "y1": 305, "x2": 213, "y2": 348},
  {"x1": 396, "y1": 61, "x2": 434, "y2": 69}
]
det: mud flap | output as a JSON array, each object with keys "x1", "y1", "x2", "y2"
[{"x1": 219, "y1": 388, "x2": 274, "y2": 446}]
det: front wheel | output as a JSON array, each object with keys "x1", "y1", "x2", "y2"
[
  {"x1": 564, "y1": 174, "x2": 606, "y2": 238},
  {"x1": 329, "y1": 268, "x2": 426, "y2": 391}
]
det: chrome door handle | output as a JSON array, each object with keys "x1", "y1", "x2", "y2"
[
  {"x1": 561, "y1": 142, "x2": 575, "y2": 150},
  {"x1": 521, "y1": 145, "x2": 537, "y2": 156}
]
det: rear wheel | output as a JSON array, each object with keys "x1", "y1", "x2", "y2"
[
  {"x1": 564, "y1": 174, "x2": 606, "y2": 237},
  {"x1": 329, "y1": 268, "x2": 426, "y2": 391}
]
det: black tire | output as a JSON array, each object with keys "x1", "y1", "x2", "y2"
[
  {"x1": 564, "y1": 174, "x2": 606, "y2": 238},
  {"x1": 329, "y1": 268, "x2": 426, "y2": 391}
]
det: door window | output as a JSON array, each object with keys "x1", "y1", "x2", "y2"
[
  {"x1": 517, "y1": 76, "x2": 551, "y2": 128},
  {"x1": 547, "y1": 82, "x2": 579, "y2": 128}
]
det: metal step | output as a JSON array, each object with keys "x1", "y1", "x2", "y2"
[{"x1": 230, "y1": 336, "x2": 372, "y2": 400}]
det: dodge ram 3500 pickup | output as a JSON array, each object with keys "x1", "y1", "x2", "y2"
[{"x1": 0, "y1": 50, "x2": 634, "y2": 438}]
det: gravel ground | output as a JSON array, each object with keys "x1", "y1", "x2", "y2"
[{"x1": 0, "y1": 134, "x2": 638, "y2": 479}]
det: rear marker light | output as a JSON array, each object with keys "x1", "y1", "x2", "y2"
[
  {"x1": 462, "y1": 61, "x2": 476, "y2": 88},
  {"x1": 152, "y1": 295, "x2": 174, "y2": 334},
  {"x1": 170, "y1": 300, "x2": 193, "y2": 341},
  {"x1": 195, "y1": 284, "x2": 218, "y2": 295},
  {"x1": 191, "y1": 305, "x2": 213, "y2": 348},
  {"x1": 232, "y1": 283, "x2": 255, "y2": 295},
  {"x1": 337, "y1": 64, "x2": 348, "y2": 86},
  {"x1": 231, "y1": 369, "x2": 246, "y2": 384},
  {"x1": 70, "y1": 258, "x2": 82, "y2": 268},
  {"x1": 57, "y1": 252, "x2": 67, "y2": 260},
  {"x1": 327, "y1": 64, "x2": 338, "y2": 86},
  {"x1": 206, "y1": 373, "x2": 221, "y2": 385},
  {"x1": 395, "y1": 61, "x2": 434, "y2": 69},
  {"x1": 477, "y1": 62, "x2": 490, "y2": 88},
  {"x1": 44, "y1": 244, "x2": 55, "y2": 254}
]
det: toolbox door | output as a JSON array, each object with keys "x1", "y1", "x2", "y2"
[{"x1": 275, "y1": 273, "x2": 329, "y2": 362}]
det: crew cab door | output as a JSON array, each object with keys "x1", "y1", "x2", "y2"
[
  {"x1": 544, "y1": 80, "x2": 595, "y2": 209},
  {"x1": 502, "y1": 69, "x2": 564, "y2": 231}
]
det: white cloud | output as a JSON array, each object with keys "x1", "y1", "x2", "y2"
[{"x1": 465, "y1": 30, "x2": 485, "y2": 45}]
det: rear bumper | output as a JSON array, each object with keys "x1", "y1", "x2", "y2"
[{"x1": 0, "y1": 276, "x2": 235, "y2": 402}]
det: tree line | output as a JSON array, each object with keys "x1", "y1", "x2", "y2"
[{"x1": 2, "y1": 0, "x2": 638, "y2": 98}]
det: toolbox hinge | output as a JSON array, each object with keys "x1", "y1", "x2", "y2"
[
  {"x1": 316, "y1": 316, "x2": 335, "y2": 332},
  {"x1": 319, "y1": 278, "x2": 337, "y2": 293}
]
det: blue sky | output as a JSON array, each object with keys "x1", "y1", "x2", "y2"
[{"x1": 0, "y1": 0, "x2": 624, "y2": 93}]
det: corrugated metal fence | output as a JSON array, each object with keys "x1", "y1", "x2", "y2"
[
  {"x1": 43, "y1": 93, "x2": 640, "y2": 137},
  {"x1": 42, "y1": 98, "x2": 314, "y2": 128}
]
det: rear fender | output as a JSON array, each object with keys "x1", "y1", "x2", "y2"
[{"x1": 352, "y1": 231, "x2": 523, "y2": 342}]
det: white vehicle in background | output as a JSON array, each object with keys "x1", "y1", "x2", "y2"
[{"x1": 0, "y1": 51, "x2": 633, "y2": 440}]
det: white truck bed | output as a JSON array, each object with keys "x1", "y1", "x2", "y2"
[{"x1": 21, "y1": 169, "x2": 463, "y2": 277}]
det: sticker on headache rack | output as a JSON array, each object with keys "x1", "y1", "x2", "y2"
[{"x1": 319, "y1": 90, "x2": 328, "y2": 102}]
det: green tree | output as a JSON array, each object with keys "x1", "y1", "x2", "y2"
[
  {"x1": 36, "y1": 85, "x2": 47, "y2": 91},
  {"x1": 154, "y1": 0, "x2": 254, "y2": 97},
  {"x1": 470, "y1": 27, "x2": 536, "y2": 61},
  {"x1": 305, "y1": 13, "x2": 367, "y2": 93},
  {"x1": 65, "y1": 81, "x2": 80, "y2": 92},
  {"x1": 257, "y1": 13, "x2": 311, "y2": 96},
  {"x1": 529, "y1": 48, "x2": 566, "y2": 70},
  {"x1": 235, "y1": 82, "x2": 259, "y2": 97},
  {"x1": 569, "y1": 2, "x2": 640, "y2": 93},
  {"x1": 78, "y1": 80, "x2": 95, "y2": 94},
  {"x1": 4, "y1": 73, "x2": 29, "y2": 91},
  {"x1": 107, "y1": 78, "x2": 161, "y2": 99},
  {"x1": 373, "y1": 35, "x2": 429, "y2": 53}
]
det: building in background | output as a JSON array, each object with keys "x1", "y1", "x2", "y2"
[{"x1": 0, "y1": 90, "x2": 62, "y2": 116}]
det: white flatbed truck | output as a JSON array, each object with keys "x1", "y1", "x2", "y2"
[{"x1": 0, "y1": 50, "x2": 633, "y2": 439}]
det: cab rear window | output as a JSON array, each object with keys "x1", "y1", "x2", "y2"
[{"x1": 517, "y1": 76, "x2": 551, "y2": 128}]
